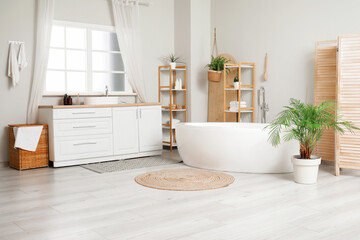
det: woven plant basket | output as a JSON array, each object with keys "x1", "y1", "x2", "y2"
[{"x1": 208, "y1": 70, "x2": 222, "y2": 82}]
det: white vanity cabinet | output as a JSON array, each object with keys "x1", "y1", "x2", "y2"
[
  {"x1": 113, "y1": 107, "x2": 139, "y2": 155},
  {"x1": 38, "y1": 103, "x2": 162, "y2": 167},
  {"x1": 138, "y1": 106, "x2": 162, "y2": 152},
  {"x1": 113, "y1": 105, "x2": 162, "y2": 155}
]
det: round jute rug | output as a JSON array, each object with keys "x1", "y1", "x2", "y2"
[{"x1": 134, "y1": 168, "x2": 235, "y2": 191}]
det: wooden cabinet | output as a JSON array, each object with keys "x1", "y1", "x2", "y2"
[{"x1": 39, "y1": 104, "x2": 162, "y2": 167}]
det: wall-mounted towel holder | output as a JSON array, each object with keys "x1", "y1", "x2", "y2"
[{"x1": 8, "y1": 41, "x2": 24, "y2": 45}]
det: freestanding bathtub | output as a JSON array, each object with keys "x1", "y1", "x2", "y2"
[{"x1": 176, "y1": 122, "x2": 299, "y2": 173}]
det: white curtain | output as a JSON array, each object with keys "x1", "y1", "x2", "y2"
[
  {"x1": 27, "y1": 0, "x2": 55, "y2": 123},
  {"x1": 111, "y1": 0, "x2": 147, "y2": 102}
]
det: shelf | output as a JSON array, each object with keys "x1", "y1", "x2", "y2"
[
  {"x1": 162, "y1": 108, "x2": 187, "y2": 112},
  {"x1": 162, "y1": 124, "x2": 176, "y2": 129},
  {"x1": 159, "y1": 67, "x2": 186, "y2": 71},
  {"x1": 225, "y1": 87, "x2": 253, "y2": 91},
  {"x1": 224, "y1": 64, "x2": 253, "y2": 69},
  {"x1": 225, "y1": 109, "x2": 253, "y2": 113},
  {"x1": 240, "y1": 64, "x2": 253, "y2": 68},
  {"x1": 162, "y1": 141, "x2": 177, "y2": 147},
  {"x1": 160, "y1": 88, "x2": 186, "y2": 91}
]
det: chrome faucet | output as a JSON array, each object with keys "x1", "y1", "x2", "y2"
[
  {"x1": 105, "y1": 85, "x2": 109, "y2": 97},
  {"x1": 258, "y1": 86, "x2": 269, "y2": 123}
]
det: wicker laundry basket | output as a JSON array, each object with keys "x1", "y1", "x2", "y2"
[{"x1": 8, "y1": 124, "x2": 49, "y2": 170}]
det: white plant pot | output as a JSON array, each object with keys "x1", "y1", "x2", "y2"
[
  {"x1": 234, "y1": 82, "x2": 239, "y2": 89},
  {"x1": 291, "y1": 155, "x2": 321, "y2": 184},
  {"x1": 170, "y1": 62, "x2": 177, "y2": 70}
]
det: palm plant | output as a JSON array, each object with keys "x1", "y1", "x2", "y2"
[
  {"x1": 267, "y1": 98, "x2": 358, "y2": 159},
  {"x1": 207, "y1": 55, "x2": 230, "y2": 72}
]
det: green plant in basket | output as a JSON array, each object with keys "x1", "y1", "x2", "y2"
[{"x1": 207, "y1": 55, "x2": 230, "y2": 72}]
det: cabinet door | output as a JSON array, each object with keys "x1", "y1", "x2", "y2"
[
  {"x1": 138, "y1": 106, "x2": 162, "y2": 152},
  {"x1": 113, "y1": 107, "x2": 139, "y2": 155}
]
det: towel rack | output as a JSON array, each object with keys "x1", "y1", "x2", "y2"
[{"x1": 8, "y1": 41, "x2": 24, "y2": 45}]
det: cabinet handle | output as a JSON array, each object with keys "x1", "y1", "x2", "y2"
[
  {"x1": 136, "y1": 109, "x2": 138, "y2": 119},
  {"x1": 139, "y1": 109, "x2": 142, "y2": 118},
  {"x1": 73, "y1": 126, "x2": 97, "y2": 129},
  {"x1": 73, "y1": 142, "x2": 97, "y2": 146},
  {"x1": 72, "y1": 112, "x2": 96, "y2": 115}
]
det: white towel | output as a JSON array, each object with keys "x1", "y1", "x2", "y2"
[
  {"x1": 13, "y1": 126, "x2": 43, "y2": 152},
  {"x1": 8, "y1": 43, "x2": 20, "y2": 87},
  {"x1": 18, "y1": 43, "x2": 28, "y2": 71},
  {"x1": 167, "y1": 119, "x2": 181, "y2": 128}
]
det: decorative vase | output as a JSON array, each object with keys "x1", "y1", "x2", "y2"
[
  {"x1": 208, "y1": 70, "x2": 222, "y2": 82},
  {"x1": 291, "y1": 155, "x2": 321, "y2": 184},
  {"x1": 234, "y1": 82, "x2": 239, "y2": 89},
  {"x1": 170, "y1": 62, "x2": 177, "y2": 70}
]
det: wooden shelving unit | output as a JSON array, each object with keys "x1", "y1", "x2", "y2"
[
  {"x1": 223, "y1": 62, "x2": 255, "y2": 122},
  {"x1": 158, "y1": 65, "x2": 187, "y2": 151}
]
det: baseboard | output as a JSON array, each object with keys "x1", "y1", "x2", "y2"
[
  {"x1": 0, "y1": 161, "x2": 8, "y2": 168},
  {"x1": 322, "y1": 159, "x2": 335, "y2": 166},
  {"x1": 53, "y1": 150, "x2": 163, "y2": 167}
]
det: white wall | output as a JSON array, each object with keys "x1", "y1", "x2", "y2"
[
  {"x1": 0, "y1": 0, "x2": 36, "y2": 165},
  {"x1": 0, "y1": 0, "x2": 174, "y2": 163},
  {"x1": 174, "y1": 0, "x2": 210, "y2": 122},
  {"x1": 212, "y1": 0, "x2": 360, "y2": 122}
]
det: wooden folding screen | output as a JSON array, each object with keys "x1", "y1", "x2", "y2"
[
  {"x1": 336, "y1": 34, "x2": 360, "y2": 175},
  {"x1": 314, "y1": 41, "x2": 337, "y2": 162}
]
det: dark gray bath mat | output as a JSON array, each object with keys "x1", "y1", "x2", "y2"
[{"x1": 81, "y1": 156, "x2": 182, "y2": 173}]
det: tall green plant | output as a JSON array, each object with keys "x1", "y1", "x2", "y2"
[
  {"x1": 207, "y1": 55, "x2": 230, "y2": 72},
  {"x1": 267, "y1": 98, "x2": 358, "y2": 159}
]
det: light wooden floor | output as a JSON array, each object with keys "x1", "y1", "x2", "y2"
[{"x1": 1, "y1": 150, "x2": 360, "y2": 240}]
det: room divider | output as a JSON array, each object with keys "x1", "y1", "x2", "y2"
[{"x1": 315, "y1": 34, "x2": 360, "y2": 176}]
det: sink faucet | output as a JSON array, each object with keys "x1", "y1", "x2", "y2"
[
  {"x1": 105, "y1": 85, "x2": 109, "y2": 97},
  {"x1": 258, "y1": 86, "x2": 269, "y2": 123}
]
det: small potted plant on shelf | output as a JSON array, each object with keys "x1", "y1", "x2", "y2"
[
  {"x1": 234, "y1": 73, "x2": 239, "y2": 89},
  {"x1": 267, "y1": 98, "x2": 358, "y2": 184},
  {"x1": 164, "y1": 53, "x2": 182, "y2": 70},
  {"x1": 207, "y1": 55, "x2": 230, "y2": 82}
]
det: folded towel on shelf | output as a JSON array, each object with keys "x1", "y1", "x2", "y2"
[
  {"x1": 13, "y1": 126, "x2": 43, "y2": 151},
  {"x1": 167, "y1": 118, "x2": 181, "y2": 128}
]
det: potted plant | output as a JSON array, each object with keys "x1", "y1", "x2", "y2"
[
  {"x1": 267, "y1": 98, "x2": 358, "y2": 184},
  {"x1": 234, "y1": 73, "x2": 239, "y2": 89},
  {"x1": 207, "y1": 55, "x2": 230, "y2": 82},
  {"x1": 164, "y1": 53, "x2": 182, "y2": 70}
]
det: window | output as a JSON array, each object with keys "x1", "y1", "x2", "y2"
[{"x1": 45, "y1": 21, "x2": 132, "y2": 95}]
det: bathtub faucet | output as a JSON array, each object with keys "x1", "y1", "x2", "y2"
[{"x1": 258, "y1": 86, "x2": 269, "y2": 123}]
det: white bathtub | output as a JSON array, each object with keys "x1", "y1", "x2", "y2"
[{"x1": 176, "y1": 122, "x2": 299, "y2": 173}]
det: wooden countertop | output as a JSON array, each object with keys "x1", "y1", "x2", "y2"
[{"x1": 38, "y1": 102, "x2": 161, "y2": 109}]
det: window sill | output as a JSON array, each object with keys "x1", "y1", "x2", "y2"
[{"x1": 43, "y1": 92, "x2": 138, "y2": 97}]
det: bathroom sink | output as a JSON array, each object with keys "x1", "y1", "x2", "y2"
[{"x1": 84, "y1": 97, "x2": 118, "y2": 105}]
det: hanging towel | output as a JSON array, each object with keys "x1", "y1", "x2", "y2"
[
  {"x1": 13, "y1": 126, "x2": 43, "y2": 152},
  {"x1": 18, "y1": 43, "x2": 28, "y2": 71},
  {"x1": 7, "y1": 43, "x2": 20, "y2": 87}
]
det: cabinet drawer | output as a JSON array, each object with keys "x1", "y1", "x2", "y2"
[
  {"x1": 54, "y1": 118, "x2": 112, "y2": 137},
  {"x1": 54, "y1": 134, "x2": 113, "y2": 161},
  {"x1": 53, "y1": 108, "x2": 112, "y2": 119}
]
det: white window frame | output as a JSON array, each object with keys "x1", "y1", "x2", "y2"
[{"x1": 43, "y1": 20, "x2": 136, "y2": 97}]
